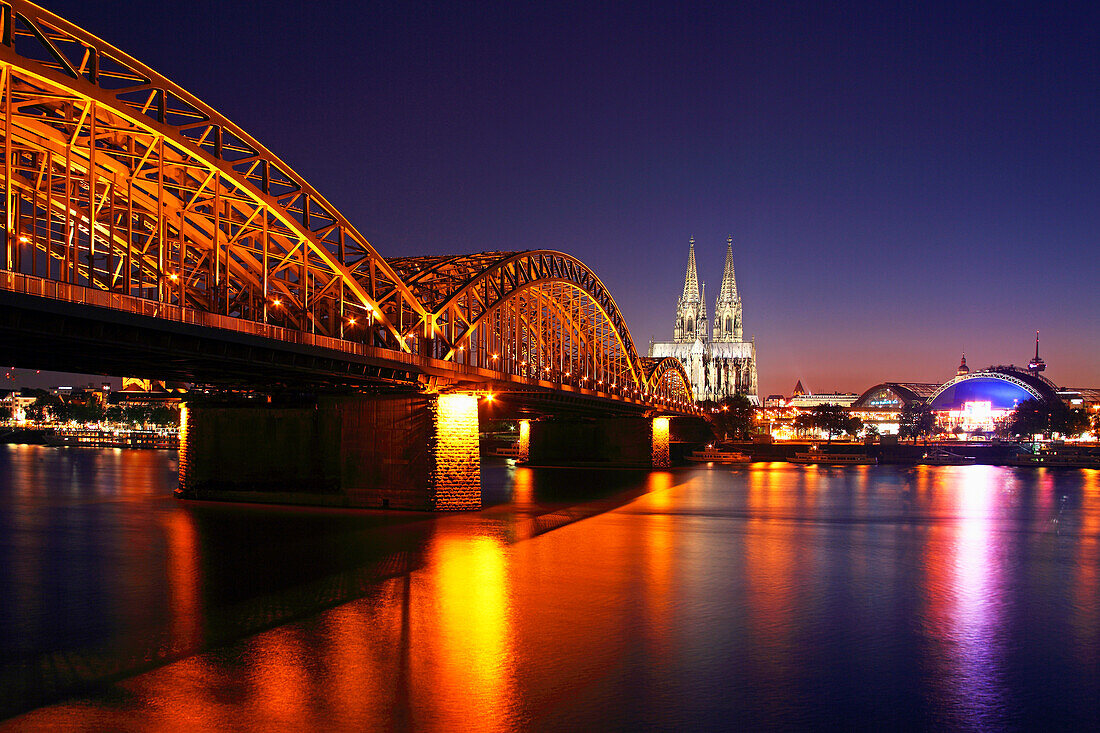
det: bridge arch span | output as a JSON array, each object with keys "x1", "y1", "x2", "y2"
[
  {"x1": 386, "y1": 250, "x2": 661, "y2": 395},
  {"x1": 0, "y1": 0, "x2": 426, "y2": 349},
  {"x1": 640, "y1": 357, "x2": 695, "y2": 403}
]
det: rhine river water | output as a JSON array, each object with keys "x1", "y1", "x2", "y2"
[{"x1": 0, "y1": 444, "x2": 1098, "y2": 730}]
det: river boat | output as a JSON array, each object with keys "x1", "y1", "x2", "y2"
[
  {"x1": 44, "y1": 428, "x2": 179, "y2": 449},
  {"x1": 917, "y1": 449, "x2": 976, "y2": 466},
  {"x1": 687, "y1": 447, "x2": 752, "y2": 464},
  {"x1": 1007, "y1": 445, "x2": 1100, "y2": 468},
  {"x1": 488, "y1": 444, "x2": 523, "y2": 459},
  {"x1": 790, "y1": 447, "x2": 876, "y2": 466}
]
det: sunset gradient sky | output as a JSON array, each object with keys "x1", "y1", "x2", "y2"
[{"x1": 16, "y1": 0, "x2": 1100, "y2": 396}]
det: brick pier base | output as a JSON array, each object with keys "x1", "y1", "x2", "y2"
[
  {"x1": 527, "y1": 416, "x2": 671, "y2": 468},
  {"x1": 178, "y1": 392, "x2": 481, "y2": 511}
]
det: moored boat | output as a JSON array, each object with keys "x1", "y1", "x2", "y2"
[
  {"x1": 790, "y1": 448, "x2": 876, "y2": 465},
  {"x1": 1007, "y1": 446, "x2": 1100, "y2": 468},
  {"x1": 687, "y1": 447, "x2": 752, "y2": 464},
  {"x1": 44, "y1": 428, "x2": 179, "y2": 449},
  {"x1": 488, "y1": 444, "x2": 523, "y2": 459},
  {"x1": 917, "y1": 449, "x2": 976, "y2": 466}
]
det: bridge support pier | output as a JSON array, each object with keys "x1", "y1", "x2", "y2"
[
  {"x1": 178, "y1": 392, "x2": 481, "y2": 510},
  {"x1": 525, "y1": 416, "x2": 671, "y2": 468}
]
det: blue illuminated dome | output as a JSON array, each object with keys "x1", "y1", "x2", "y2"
[{"x1": 928, "y1": 370, "x2": 1054, "y2": 411}]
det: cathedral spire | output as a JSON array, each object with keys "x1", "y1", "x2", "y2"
[
  {"x1": 699, "y1": 281, "x2": 707, "y2": 337},
  {"x1": 717, "y1": 236, "x2": 738, "y2": 303},
  {"x1": 681, "y1": 236, "x2": 699, "y2": 302},
  {"x1": 712, "y1": 236, "x2": 743, "y2": 343}
]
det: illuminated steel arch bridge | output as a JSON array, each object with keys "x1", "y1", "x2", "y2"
[{"x1": 0, "y1": 1, "x2": 694, "y2": 414}]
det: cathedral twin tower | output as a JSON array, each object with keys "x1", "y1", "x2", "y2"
[
  {"x1": 673, "y1": 236, "x2": 743, "y2": 344},
  {"x1": 649, "y1": 237, "x2": 759, "y2": 403}
]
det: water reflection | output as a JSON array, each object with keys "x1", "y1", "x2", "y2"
[
  {"x1": 925, "y1": 466, "x2": 1010, "y2": 727},
  {"x1": 1074, "y1": 472, "x2": 1100, "y2": 663},
  {"x1": 163, "y1": 510, "x2": 201, "y2": 654},
  {"x1": 3, "y1": 448, "x2": 1100, "y2": 730},
  {"x1": 414, "y1": 532, "x2": 516, "y2": 731}
]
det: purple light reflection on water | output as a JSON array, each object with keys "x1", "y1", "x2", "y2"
[
  {"x1": 936, "y1": 465, "x2": 1011, "y2": 727},
  {"x1": 2, "y1": 448, "x2": 1100, "y2": 729}
]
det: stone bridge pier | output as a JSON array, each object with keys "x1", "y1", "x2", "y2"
[
  {"x1": 177, "y1": 392, "x2": 482, "y2": 511},
  {"x1": 521, "y1": 415, "x2": 708, "y2": 468}
]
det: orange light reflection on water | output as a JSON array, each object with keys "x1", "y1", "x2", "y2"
[
  {"x1": 163, "y1": 509, "x2": 201, "y2": 653},
  {"x1": 743, "y1": 463, "x2": 798, "y2": 681},
  {"x1": 641, "y1": 471, "x2": 675, "y2": 662},
  {"x1": 412, "y1": 531, "x2": 517, "y2": 732}
]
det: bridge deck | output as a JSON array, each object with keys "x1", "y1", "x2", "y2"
[{"x1": 1, "y1": 270, "x2": 681, "y2": 415}]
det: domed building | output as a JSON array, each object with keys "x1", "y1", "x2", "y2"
[
  {"x1": 927, "y1": 335, "x2": 1065, "y2": 433},
  {"x1": 928, "y1": 371, "x2": 1059, "y2": 434},
  {"x1": 850, "y1": 336, "x2": 1086, "y2": 436}
]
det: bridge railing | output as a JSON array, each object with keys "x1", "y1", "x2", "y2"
[
  {"x1": 1, "y1": 269, "x2": 695, "y2": 412},
  {"x1": 0, "y1": 268, "x2": 370, "y2": 355}
]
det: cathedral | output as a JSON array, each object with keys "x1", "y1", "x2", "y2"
[{"x1": 648, "y1": 237, "x2": 759, "y2": 404}]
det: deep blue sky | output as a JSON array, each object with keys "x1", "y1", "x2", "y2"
[{"x1": 19, "y1": 0, "x2": 1100, "y2": 396}]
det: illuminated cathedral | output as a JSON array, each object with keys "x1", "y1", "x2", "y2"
[{"x1": 648, "y1": 237, "x2": 759, "y2": 404}]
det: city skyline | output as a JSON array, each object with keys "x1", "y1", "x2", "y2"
[
  {"x1": 25, "y1": 0, "x2": 1100, "y2": 396},
  {"x1": 3, "y1": 3, "x2": 1100, "y2": 728}
]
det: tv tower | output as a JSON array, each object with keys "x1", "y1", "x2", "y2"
[{"x1": 1027, "y1": 330, "x2": 1046, "y2": 376}]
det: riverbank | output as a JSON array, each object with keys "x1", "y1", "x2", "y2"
[
  {"x1": 0, "y1": 426, "x2": 178, "y2": 449},
  {"x1": 728, "y1": 439, "x2": 1100, "y2": 466}
]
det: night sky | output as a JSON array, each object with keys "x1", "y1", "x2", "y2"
[{"x1": 13, "y1": 0, "x2": 1099, "y2": 396}]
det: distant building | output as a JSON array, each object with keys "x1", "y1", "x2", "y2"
[
  {"x1": 649, "y1": 237, "x2": 759, "y2": 403},
  {"x1": 1, "y1": 389, "x2": 41, "y2": 422},
  {"x1": 850, "y1": 382, "x2": 940, "y2": 434},
  {"x1": 770, "y1": 336, "x2": 1099, "y2": 440},
  {"x1": 855, "y1": 336, "x2": 1099, "y2": 436},
  {"x1": 764, "y1": 394, "x2": 786, "y2": 408},
  {"x1": 0, "y1": 389, "x2": 34, "y2": 422},
  {"x1": 787, "y1": 392, "x2": 859, "y2": 409},
  {"x1": 113, "y1": 378, "x2": 186, "y2": 409}
]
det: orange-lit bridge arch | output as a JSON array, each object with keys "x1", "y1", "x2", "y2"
[{"x1": 0, "y1": 0, "x2": 694, "y2": 413}]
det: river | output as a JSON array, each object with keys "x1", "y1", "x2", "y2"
[{"x1": 1, "y1": 444, "x2": 1098, "y2": 729}]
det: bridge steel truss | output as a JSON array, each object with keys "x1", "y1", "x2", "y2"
[
  {"x1": 0, "y1": 0, "x2": 426, "y2": 351},
  {"x1": 386, "y1": 250, "x2": 692, "y2": 402},
  {"x1": 0, "y1": 0, "x2": 694, "y2": 410}
]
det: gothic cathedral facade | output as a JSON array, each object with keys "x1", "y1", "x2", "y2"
[{"x1": 648, "y1": 237, "x2": 759, "y2": 404}]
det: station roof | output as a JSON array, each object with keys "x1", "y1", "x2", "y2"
[{"x1": 851, "y1": 382, "x2": 940, "y2": 410}]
